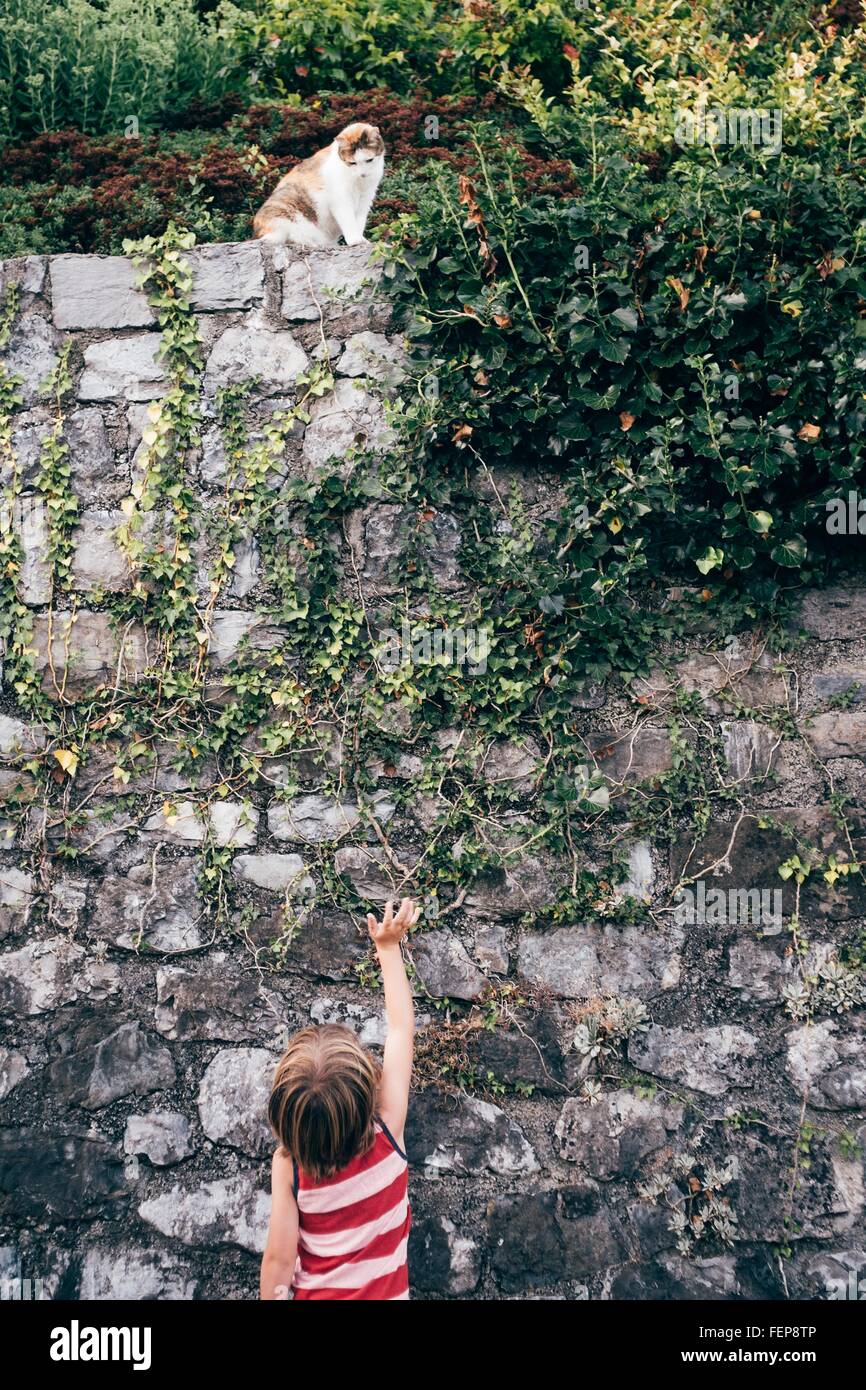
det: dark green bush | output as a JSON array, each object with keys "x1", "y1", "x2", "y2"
[
  {"x1": 384, "y1": 108, "x2": 866, "y2": 674},
  {"x1": 214, "y1": 0, "x2": 582, "y2": 100}
]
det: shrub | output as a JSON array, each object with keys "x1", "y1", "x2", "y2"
[
  {"x1": 0, "y1": 92, "x2": 553, "y2": 254},
  {"x1": 0, "y1": 0, "x2": 247, "y2": 137},
  {"x1": 215, "y1": 0, "x2": 587, "y2": 100},
  {"x1": 215, "y1": 0, "x2": 451, "y2": 97},
  {"x1": 384, "y1": 101, "x2": 866, "y2": 669},
  {"x1": 0, "y1": 126, "x2": 265, "y2": 256}
]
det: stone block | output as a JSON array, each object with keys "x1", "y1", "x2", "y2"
[
  {"x1": 518, "y1": 921, "x2": 683, "y2": 997},
  {"x1": 629, "y1": 1023, "x2": 758, "y2": 1096},
  {"x1": 410, "y1": 929, "x2": 487, "y2": 1001},
  {"x1": 50, "y1": 255, "x2": 154, "y2": 329},
  {"x1": 187, "y1": 242, "x2": 265, "y2": 311},
  {"x1": 3, "y1": 314, "x2": 60, "y2": 405},
  {"x1": 204, "y1": 317, "x2": 308, "y2": 394},
  {"x1": 799, "y1": 588, "x2": 866, "y2": 641},
  {"x1": 0, "y1": 1128, "x2": 127, "y2": 1219},
  {"x1": 197, "y1": 1047, "x2": 276, "y2": 1156},
  {"x1": 405, "y1": 1090, "x2": 538, "y2": 1176},
  {"x1": 79, "y1": 335, "x2": 169, "y2": 401},
  {"x1": 31, "y1": 610, "x2": 148, "y2": 697},
  {"x1": 49, "y1": 1019, "x2": 176, "y2": 1110},
  {"x1": 138, "y1": 1175, "x2": 269, "y2": 1254},
  {"x1": 70, "y1": 510, "x2": 130, "y2": 592},
  {"x1": 302, "y1": 378, "x2": 394, "y2": 476}
]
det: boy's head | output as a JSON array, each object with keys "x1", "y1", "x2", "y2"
[{"x1": 268, "y1": 1023, "x2": 380, "y2": 1181}]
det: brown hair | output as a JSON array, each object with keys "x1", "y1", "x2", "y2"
[{"x1": 268, "y1": 1023, "x2": 380, "y2": 1182}]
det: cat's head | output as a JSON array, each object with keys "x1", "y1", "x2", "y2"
[{"x1": 335, "y1": 123, "x2": 386, "y2": 174}]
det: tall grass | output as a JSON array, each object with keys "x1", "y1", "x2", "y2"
[{"x1": 0, "y1": 0, "x2": 246, "y2": 136}]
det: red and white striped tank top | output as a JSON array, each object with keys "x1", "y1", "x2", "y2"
[{"x1": 291, "y1": 1118, "x2": 411, "y2": 1301}]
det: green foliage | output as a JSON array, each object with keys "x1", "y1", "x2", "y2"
[
  {"x1": 116, "y1": 222, "x2": 204, "y2": 667},
  {"x1": 216, "y1": 0, "x2": 449, "y2": 97},
  {"x1": 215, "y1": 0, "x2": 586, "y2": 100},
  {"x1": 1, "y1": 0, "x2": 863, "y2": 147},
  {"x1": 0, "y1": 0, "x2": 244, "y2": 137},
  {"x1": 0, "y1": 288, "x2": 47, "y2": 710},
  {"x1": 0, "y1": 284, "x2": 26, "y2": 648},
  {"x1": 384, "y1": 102, "x2": 866, "y2": 653}
]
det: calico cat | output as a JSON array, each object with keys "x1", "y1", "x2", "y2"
[{"x1": 253, "y1": 122, "x2": 385, "y2": 248}]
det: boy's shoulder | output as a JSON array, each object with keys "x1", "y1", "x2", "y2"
[
  {"x1": 375, "y1": 1115, "x2": 408, "y2": 1160},
  {"x1": 272, "y1": 1145, "x2": 294, "y2": 1177},
  {"x1": 272, "y1": 1144, "x2": 300, "y2": 1200}
]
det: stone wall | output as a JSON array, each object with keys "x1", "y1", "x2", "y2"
[{"x1": 1, "y1": 241, "x2": 865, "y2": 1301}]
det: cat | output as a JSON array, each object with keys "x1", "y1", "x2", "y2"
[{"x1": 253, "y1": 122, "x2": 385, "y2": 249}]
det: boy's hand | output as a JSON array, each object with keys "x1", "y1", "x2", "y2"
[{"x1": 367, "y1": 897, "x2": 419, "y2": 949}]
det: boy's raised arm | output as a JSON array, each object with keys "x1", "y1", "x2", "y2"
[{"x1": 366, "y1": 897, "x2": 419, "y2": 1145}]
